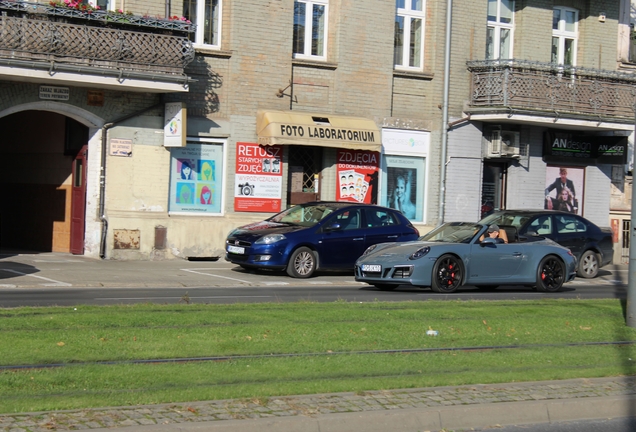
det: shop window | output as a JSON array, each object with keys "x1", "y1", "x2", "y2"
[
  {"x1": 288, "y1": 146, "x2": 322, "y2": 205},
  {"x1": 168, "y1": 139, "x2": 225, "y2": 214},
  {"x1": 380, "y1": 155, "x2": 426, "y2": 222}
]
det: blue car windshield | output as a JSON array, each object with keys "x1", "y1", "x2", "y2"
[
  {"x1": 268, "y1": 204, "x2": 337, "y2": 227},
  {"x1": 419, "y1": 223, "x2": 483, "y2": 243}
]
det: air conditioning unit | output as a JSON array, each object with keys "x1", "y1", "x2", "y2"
[{"x1": 488, "y1": 130, "x2": 520, "y2": 158}]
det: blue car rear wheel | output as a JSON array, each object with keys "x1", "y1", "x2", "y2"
[{"x1": 431, "y1": 254, "x2": 463, "y2": 293}]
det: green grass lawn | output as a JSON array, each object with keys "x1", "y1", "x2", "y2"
[{"x1": 2, "y1": 299, "x2": 636, "y2": 413}]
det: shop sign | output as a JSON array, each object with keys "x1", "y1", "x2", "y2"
[
  {"x1": 382, "y1": 128, "x2": 430, "y2": 156},
  {"x1": 164, "y1": 102, "x2": 186, "y2": 147},
  {"x1": 234, "y1": 142, "x2": 283, "y2": 212},
  {"x1": 336, "y1": 149, "x2": 380, "y2": 204},
  {"x1": 39, "y1": 85, "x2": 69, "y2": 101},
  {"x1": 543, "y1": 131, "x2": 627, "y2": 164}
]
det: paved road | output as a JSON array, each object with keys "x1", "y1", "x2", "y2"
[{"x1": 0, "y1": 252, "x2": 629, "y2": 307}]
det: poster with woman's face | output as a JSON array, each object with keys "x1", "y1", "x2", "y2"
[
  {"x1": 381, "y1": 155, "x2": 425, "y2": 222},
  {"x1": 544, "y1": 166, "x2": 585, "y2": 215}
]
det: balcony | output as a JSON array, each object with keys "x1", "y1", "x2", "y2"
[
  {"x1": 0, "y1": 0, "x2": 196, "y2": 92},
  {"x1": 466, "y1": 60, "x2": 636, "y2": 129}
]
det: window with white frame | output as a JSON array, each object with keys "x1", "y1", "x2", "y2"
[
  {"x1": 486, "y1": 0, "x2": 514, "y2": 60},
  {"x1": 183, "y1": 0, "x2": 221, "y2": 48},
  {"x1": 87, "y1": 0, "x2": 113, "y2": 11},
  {"x1": 394, "y1": 0, "x2": 425, "y2": 70},
  {"x1": 552, "y1": 6, "x2": 578, "y2": 66},
  {"x1": 293, "y1": 0, "x2": 328, "y2": 60}
]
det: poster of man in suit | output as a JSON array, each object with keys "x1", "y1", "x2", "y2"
[{"x1": 544, "y1": 166, "x2": 584, "y2": 215}]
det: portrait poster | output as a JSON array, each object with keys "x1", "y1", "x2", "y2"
[
  {"x1": 169, "y1": 143, "x2": 223, "y2": 214},
  {"x1": 381, "y1": 155, "x2": 425, "y2": 221},
  {"x1": 234, "y1": 142, "x2": 283, "y2": 212},
  {"x1": 336, "y1": 149, "x2": 380, "y2": 204},
  {"x1": 544, "y1": 165, "x2": 585, "y2": 215}
]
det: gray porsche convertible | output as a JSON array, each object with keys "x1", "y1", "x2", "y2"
[{"x1": 354, "y1": 222, "x2": 577, "y2": 293}]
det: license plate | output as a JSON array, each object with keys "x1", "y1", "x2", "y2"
[
  {"x1": 227, "y1": 245, "x2": 245, "y2": 254},
  {"x1": 362, "y1": 264, "x2": 381, "y2": 272}
]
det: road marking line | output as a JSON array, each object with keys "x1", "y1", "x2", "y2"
[
  {"x1": 263, "y1": 281, "x2": 289, "y2": 285},
  {"x1": 94, "y1": 296, "x2": 273, "y2": 301},
  {"x1": 0, "y1": 269, "x2": 72, "y2": 286},
  {"x1": 308, "y1": 281, "x2": 333, "y2": 285},
  {"x1": 181, "y1": 269, "x2": 252, "y2": 284}
]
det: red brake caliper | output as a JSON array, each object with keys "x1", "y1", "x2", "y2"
[{"x1": 448, "y1": 264, "x2": 454, "y2": 285}]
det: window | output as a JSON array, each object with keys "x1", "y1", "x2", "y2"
[
  {"x1": 394, "y1": 0, "x2": 425, "y2": 70},
  {"x1": 293, "y1": 0, "x2": 328, "y2": 60},
  {"x1": 183, "y1": 0, "x2": 221, "y2": 47},
  {"x1": 168, "y1": 139, "x2": 225, "y2": 215},
  {"x1": 364, "y1": 209, "x2": 397, "y2": 228},
  {"x1": 87, "y1": 0, "x2": 113, "y2": 11},
  {"x1": 552, "y1": 7, "x2": 578, "y2": 66},
  {"x1": 486, "y1": 0, "x2": 514, "y2": 60}
]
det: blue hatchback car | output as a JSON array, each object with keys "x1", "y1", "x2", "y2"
[{"x1": 225, "y1": 201, "x2": 420, "y2": 278}]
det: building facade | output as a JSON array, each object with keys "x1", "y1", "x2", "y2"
[{"x1": 0, "y1": 0, "x2": 632, "y2": 261}]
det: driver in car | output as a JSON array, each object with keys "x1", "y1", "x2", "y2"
[{"x1": 479, "y1": 224, "x2": 508, "y2": 243}]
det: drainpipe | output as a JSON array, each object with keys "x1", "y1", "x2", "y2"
[
  {"x1": 438, "y1": 0, "x2": 453, "y2": 226},
  {"x1": 99, "y1": 101, "x2": 164, "y2": 259}
]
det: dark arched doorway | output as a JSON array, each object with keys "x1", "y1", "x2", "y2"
[{"x1": 0, "y1": 111, "x2": 88, "y2": 253}]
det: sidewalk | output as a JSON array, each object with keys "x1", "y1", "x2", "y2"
[{"x1": 1, "y1": 376, "x2": 635, "y2": 431}]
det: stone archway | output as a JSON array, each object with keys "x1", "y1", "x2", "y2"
[{"x1": 0, "y1": 103, "x2": 104, "y2": 255}]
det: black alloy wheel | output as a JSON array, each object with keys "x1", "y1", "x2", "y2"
[
  {"x1": 431, "y1": 254, "x2": 464, "y2": 293},
  {"x1": 536, "y1": 255, "x2": 565, "y2": 292}
]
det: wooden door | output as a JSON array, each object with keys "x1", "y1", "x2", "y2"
[{"x1": 70, "y1": 145, "x2": 87, "y2": 254}]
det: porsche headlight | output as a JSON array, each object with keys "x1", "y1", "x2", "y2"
[
  {"x1": 409, "y1": 246, "x2": 430, "y2": 260},
  {"x1": 255, "y1": 234, "x2": 286, "y2": 244},
  {"x1": 362, "y1": 244, "x2": 379, "y2": 256}
]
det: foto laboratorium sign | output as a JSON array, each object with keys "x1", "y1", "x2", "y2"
[{"x1": 39, "y1": 86, "x2": 69, "y2": 101}]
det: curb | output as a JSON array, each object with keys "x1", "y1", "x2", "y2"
[{"x1": 87, "y1": 394, "x2": 636, "y2": 432}]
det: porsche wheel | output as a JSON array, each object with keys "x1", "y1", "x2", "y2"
[
  {"x1": 576, "y1": 250, "x2": 599, "y2": 279},
  {"x1": 286, "y1": 247, "x2": 316, "y2": 278},
  {"x1": 431, "y1": 254, "x2": 463, "y2": 293},
  {"x1": 536, "y1": 255, "x2": 565, "y2": 292},
  {"x1": 374, "y1": 284, "x2": 397, "y2": 291}
]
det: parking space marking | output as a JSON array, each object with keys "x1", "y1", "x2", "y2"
[
  {"x1": 0, "y1": 269, "x2": 72, "y2": 287},
  {"x1": 308, "y1": 281, "x2": 333, "y2": 285},
  {"x1": 181, "y1": 269, "x2": 252, "y2": 284},
  {"x1": 263, "y1": 281, "x2": 290, "y2": 286}
]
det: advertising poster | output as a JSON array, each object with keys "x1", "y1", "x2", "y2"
[
  {"x1": 336, "y1": 149, "x2": 380, "y2": 204},
  {"x1": 544, "y1": 165, "x2": 585, "y2": 215},
  {"x1": 169, "y1": 143, "x2": 223, "y2": 214},
  {"x1": 234, "y1": 142, "x2": 283, "y2": 212},
  {"x1": 381, "y1": 155, "x2": 426, "y2": 221}
]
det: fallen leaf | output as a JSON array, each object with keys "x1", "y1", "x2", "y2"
[
  {"x1": 187, "y1": 407, "x2": 197, "y2": 413},
  {"x1": 57, "y1": 342, "x2": 65, "y2": 347},
  {"x1": 579, "y1": 326, "x2": 592, "y2": 330},
  {"x1": 482, "y1": 320, "x2": 487, "y2": 325}
]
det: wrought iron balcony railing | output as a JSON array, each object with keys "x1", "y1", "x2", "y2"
[
  {"x1": 467, "y1": 60, "x2": 636, "y2": 124},
  {"x1": 0, "y1": 15, "x2": 195, "y2": 85},
  {"x1": 0, "y1": 0, "x2": 194, "y2": 33}
]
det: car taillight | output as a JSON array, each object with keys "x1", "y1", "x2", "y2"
[{"x1": 409, "y1": 224, "x2": 419, "y2": 236}]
